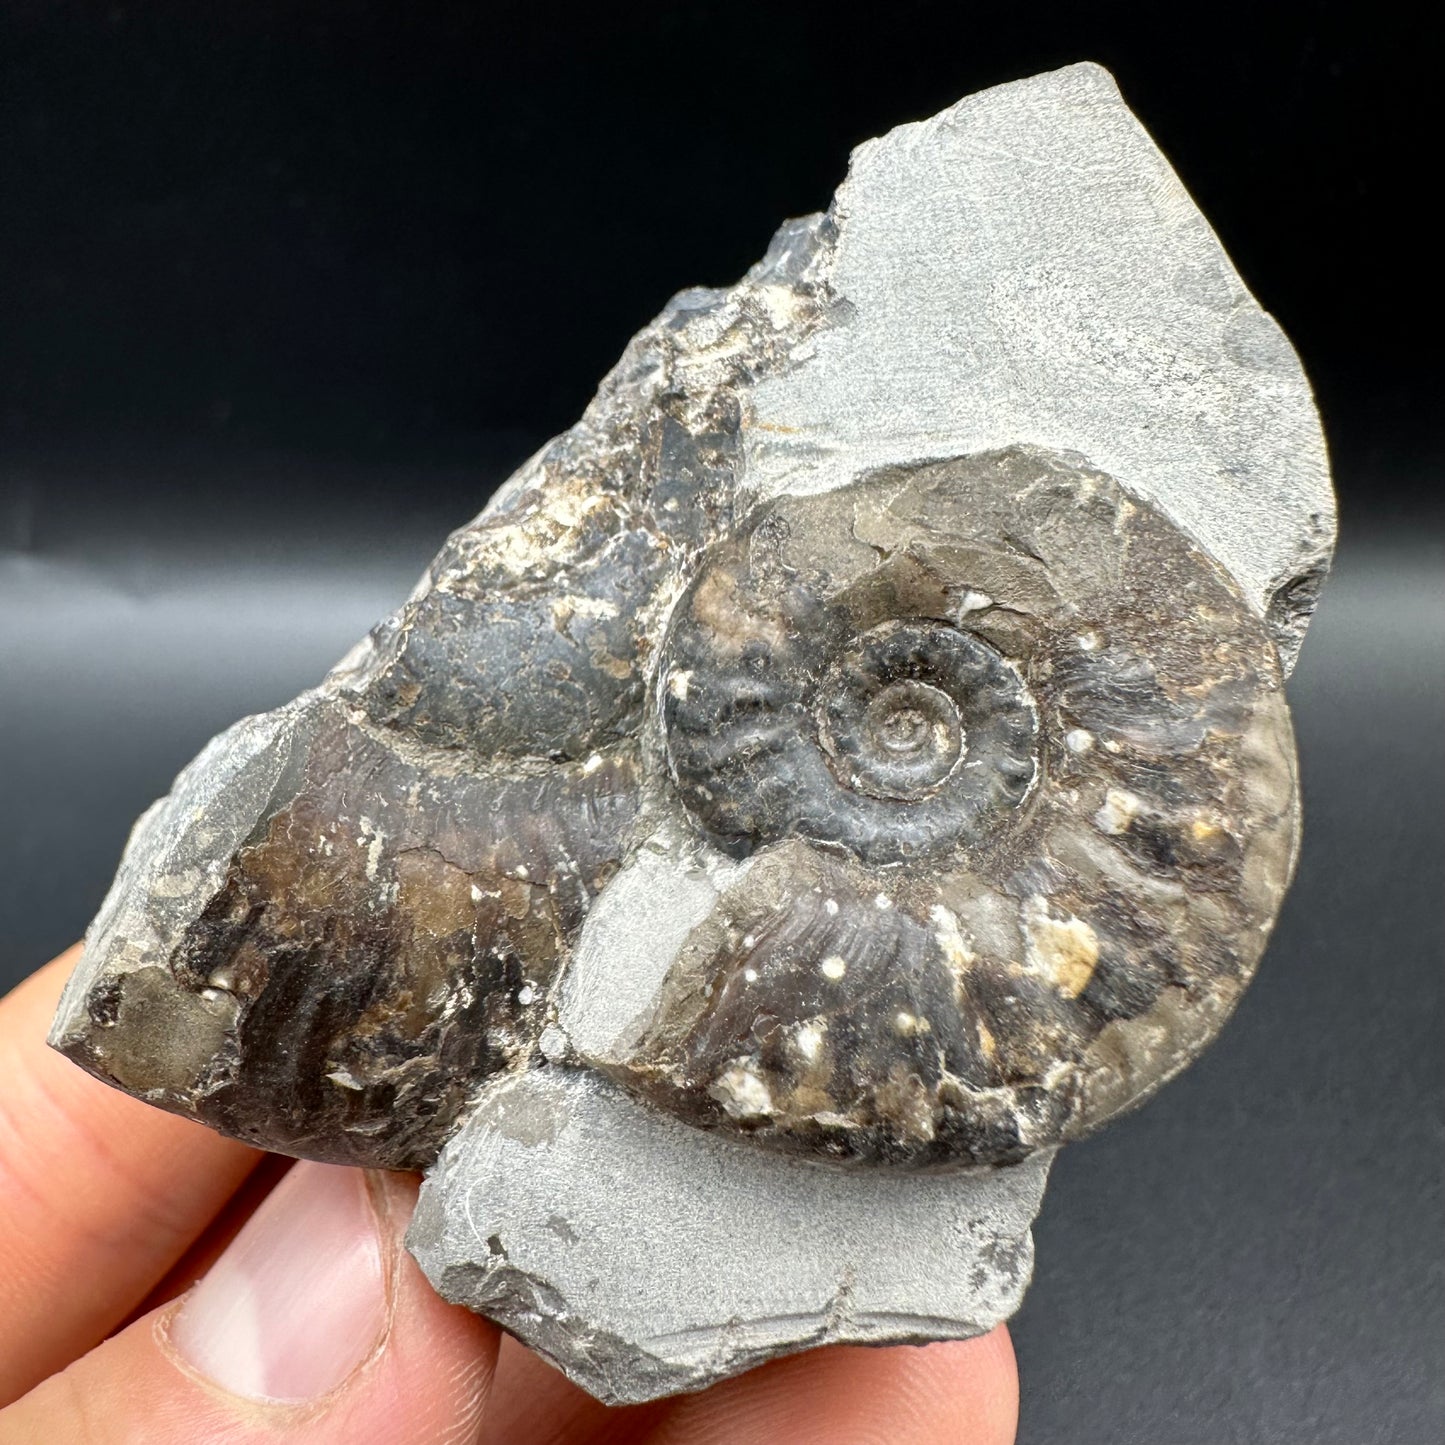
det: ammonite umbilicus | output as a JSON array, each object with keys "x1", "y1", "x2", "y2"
[{"x1": 48, "y1": 64, "x2": 1333, "y2": 1404}]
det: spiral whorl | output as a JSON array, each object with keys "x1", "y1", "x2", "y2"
[
  {"x1": 663, "y1": 547, "x2": 1040, "y2": 865},
  {"x1": 625, "y1": 448, "x2": 1300, "y2": 1169}
]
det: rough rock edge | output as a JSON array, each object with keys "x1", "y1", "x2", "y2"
[
  {"x1": 423, "y1": 1249, "x2": 1034, "y2": 1406},
  {"x1": 408, "y1": 1070, "x2": 1052, "y2": 1403}
]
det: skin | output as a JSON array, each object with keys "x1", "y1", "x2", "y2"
[{"x1": 0, "y1": 947, "x2": 1018, "y2": 1444}]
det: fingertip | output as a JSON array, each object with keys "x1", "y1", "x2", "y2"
[
  {"x1": 920, "y1": 1327, "x2": 1020, "y2": 1445},
  {"x1": 168, "y1": 1162, "x2": 390, "y2": 1402},
  {"x1": 649, "y1": 1328, "x2": 1019, "y2": 1445},
  {"x1": 0, "y1": 948, "x2": 260, "y2": 1403},
  {"x1": 1, "y1": 1162, "x2": 502, "y2": 1444},
  {"x1": 351, "y1": 1168, "x2": 502, "y2": 1441}
]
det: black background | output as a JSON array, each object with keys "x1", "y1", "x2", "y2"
[{"x1": 1, "y1": 3, "x2": 1440, "y2": 1442}]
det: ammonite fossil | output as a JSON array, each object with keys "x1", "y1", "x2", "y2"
[
  {"x1": 621, "y1": 449, "x2": 1298, "y2": 1171},
  {"x1": 48, "y1": 64, "x2": 1334, "y2": 1403}
]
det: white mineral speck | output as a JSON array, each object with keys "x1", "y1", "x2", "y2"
[
  {"x1": 359, "y1": 816, "x2": 385, "y2": 881},
  {"x1": 1065, "y1": 728, "x2": 1094, "y2": 753},
  {"x1": 894, "y1": 1011, "x2": 932, "y2": 1035},
  {"x1": 713, "y1": 1064, "x2": 774, "y2": 1119},
  {"x1": 930, "y1": 903, "x2": 976, "y2": 988},
  {"x1": 1022, "y1": 898, "x2": 1100, "y2": 997},
  {"x1": 1094, "y1": 787, "x2": 1142, "y2": 835},
  {"x1": 820, "y1": 956, "x2": 847, "y2": 980},
  {"x1": 794, "y1": 1022, "x2": 825, "y2": 1060}
]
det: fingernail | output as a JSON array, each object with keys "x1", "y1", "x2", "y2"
[{"x1": 171, "y1": 1161, "x2": 389, "y2": 1402}]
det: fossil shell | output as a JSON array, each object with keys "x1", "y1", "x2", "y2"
[
  {"x1": 64, "y1": 695, "x2": 641, "y2": 1168},
  {"x1": 47, "y1": 63, "x2": 1331, "y2": 1406},
  {"x1": 613, "y1": 448, "x2": 1300, "y2": 1167}
]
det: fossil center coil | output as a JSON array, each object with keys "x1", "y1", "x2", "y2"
[{"x1": 663, "y1": 539, "x2": 1042, "y2": 867}]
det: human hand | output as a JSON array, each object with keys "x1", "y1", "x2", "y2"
[{"x1": 0, "y1": 947, "x2": 1018, "y2": 1443}]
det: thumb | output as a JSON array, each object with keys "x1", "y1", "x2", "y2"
[{"x1": 0, "y1": 1163, "x2": 499, "y2": 1443}]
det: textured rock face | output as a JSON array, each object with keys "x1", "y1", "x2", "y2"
[
  {"x1": 410, "y1": 1070, "x2": 1054, "y2": 1405},
  {"x1": 49, "y1": 63, "x2": 1333, "y2": 1403}
]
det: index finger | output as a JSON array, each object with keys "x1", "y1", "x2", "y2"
[{"x1": 0, "y1": 946, "x2": 260, "y2": 1404}]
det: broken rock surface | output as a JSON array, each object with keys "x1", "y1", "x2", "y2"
[{"x1": 408, "y1": 1069, "x2": 1053, "y2": 1404}]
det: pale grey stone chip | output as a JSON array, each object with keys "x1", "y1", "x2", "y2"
[{"x1": 407, "y1": 1067, "x2": 1053, "y2": 1403}]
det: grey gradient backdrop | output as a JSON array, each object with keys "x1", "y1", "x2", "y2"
[{"x1": 2, "y1": 4, "x2": 1441, "y2": 1442}]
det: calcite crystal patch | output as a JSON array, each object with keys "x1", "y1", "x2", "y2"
[{"x1": 50, "y1": 63, "x2": 1333, "y2": 1403}]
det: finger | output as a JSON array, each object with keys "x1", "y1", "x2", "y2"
[
  {"x1": 0, "y1": 1163, "x2": 501, "y2": 1443},
  {"x1": 0, "y1": 947, "x2": 261, "y2": 1403},
  {"x1": 482, "y1": 1334, "x2": 667, "y2": 1444},
  {"x1": 640, "y1": 1329, "x2": 1019, "y2": 1445},
  {"x1": 123, "y1": 1154, "x2": 294, "y2": 1326},
  {"x1": 484, "y1": 1322, "x2": 1017, "y2": 1445}
]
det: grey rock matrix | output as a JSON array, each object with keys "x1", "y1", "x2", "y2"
[{"x1": 49, "y1": 62, "x2": 1333, "y2": 1403}]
